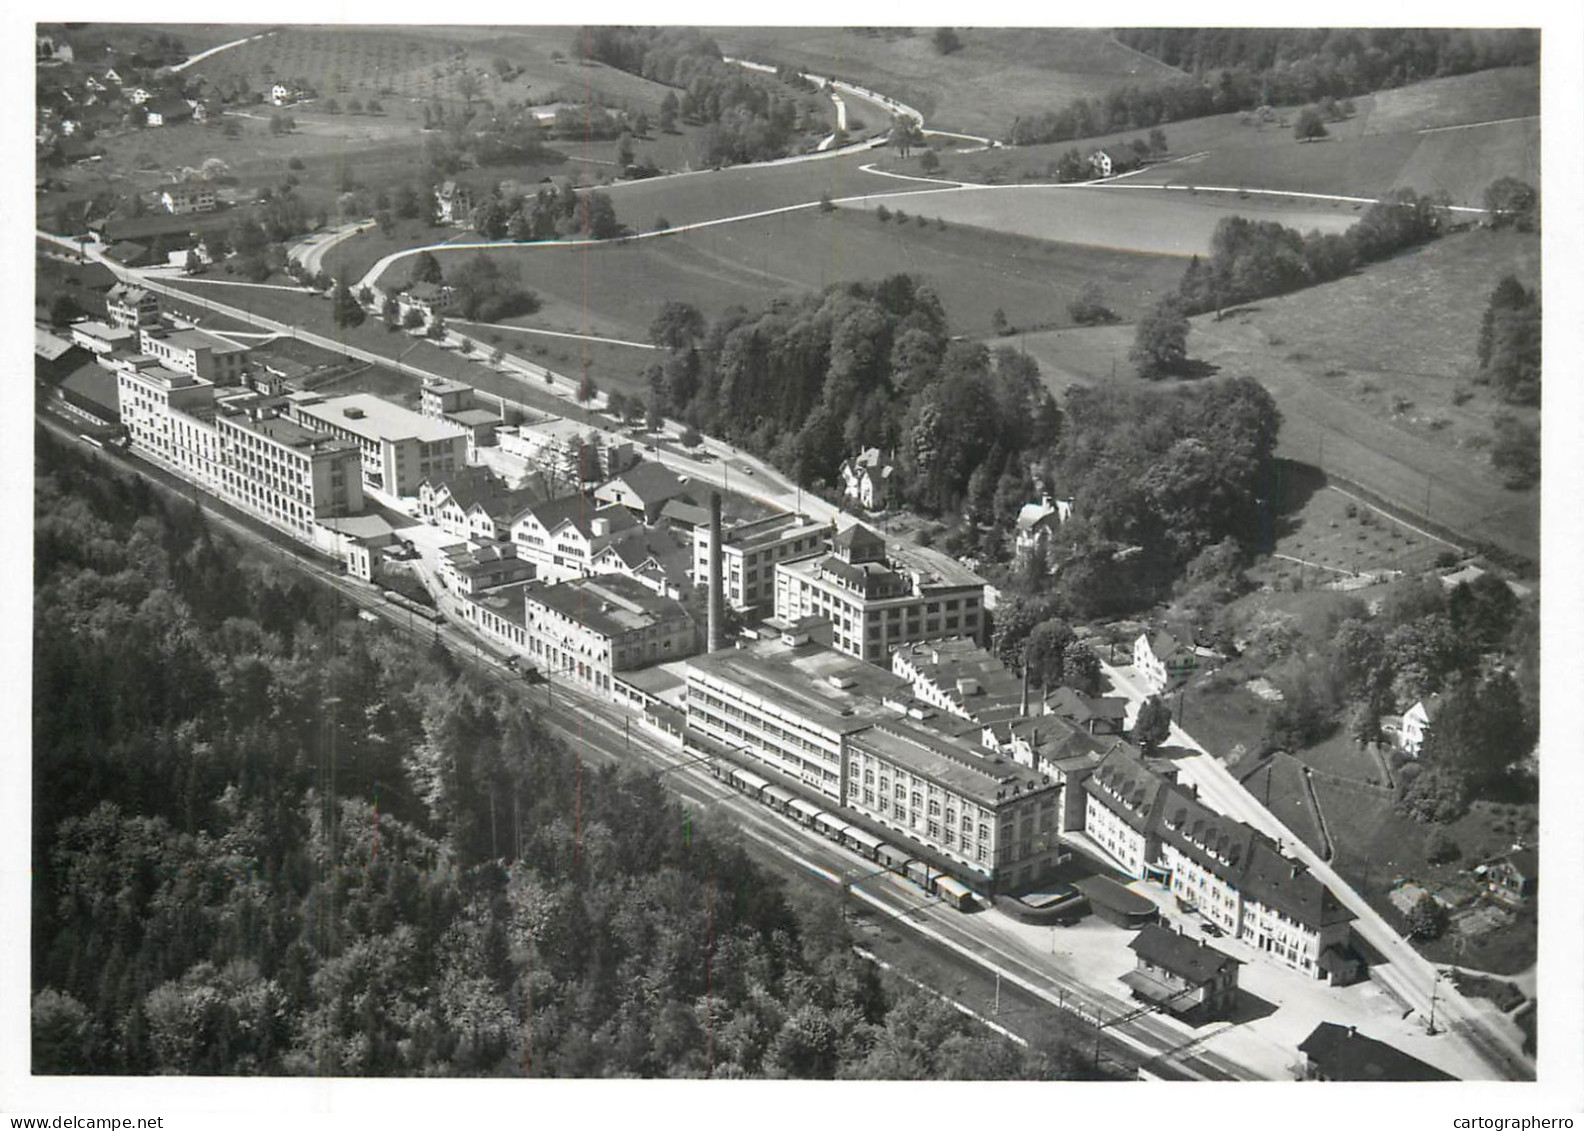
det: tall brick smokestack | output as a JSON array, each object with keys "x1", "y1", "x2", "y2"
[{"x1": 708, "y1": 491, "x2": 724, "y2": 652}]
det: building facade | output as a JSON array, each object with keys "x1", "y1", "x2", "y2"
[
  {"x1": 106, "y1": 283, "x2": 159, "y2": 329},
  {"x1": 693, "y1": 511, "x2": 828, "y2": 612},
  {"x1": 523, "y1": 574, "x2": 697, "y2": 695},
  {"x1": 291, "y1": 393, "x2": 468, "y2": 497},
  {"x1": 139, "y1": 326, "x2": 249, "y2": 385},
  {"x1": 773, "y1": 523, "x2": 986, "y2": 664}
]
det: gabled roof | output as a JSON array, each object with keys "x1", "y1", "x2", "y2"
[
  {"x1": 596, "y1": 459, "x2": 686, "y2": 507},
  {"x1": 1298, "y1": 1023, "x2": 1454, "y2": 1082},
  {"x1": 1148, "y1": 630, "x2": 1184, "y2": 661},
  {"x1": 1016, "y1": 498, "x2": 1059, "y2": 532},
  {"x1": 1129, "y1": 924, "x2": 1240, "y2": 983},
  {"x1": 105, "y1": 241, "x2": 151, "y2": 264},
  {"x1": 107, "y1": 282, "x2": 152, "y2": 303},
  {"x1": 659, "y1": 498, "x2": 710, "y2": 528},
  {"x1": 833, "y1": 521, "x2": 887, "y2": 563},
  {"x1": 1237, "y1": 837, "x2": 1353, "y2": 931},
  {"x1": 1045, "y1": 686, "x2": 1128, "y2": 725},
  {"x1": 1083, "y1": 744, "x2": 1171, "y2": 834}
]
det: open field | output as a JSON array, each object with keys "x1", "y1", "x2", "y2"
[
  {"x1": 899, "y1": 66, "x2": 1538, "y2": 209},
  {"x1": 1125, "y1": 118, "x2": 1537, "y2": 208},
  {"x1": 1006, "y1": 228, "x2": 1540, "y2": 562},
  {"x1": 384, "y1": 206, "x2": 1187, "y2": 345},
  {"x1": 709, "y1": 27, "x2": 1183, "y2": 139},
  {"x1": 1254, "y1": 468, "x2": 1452, "y2": 583},
  {"x1": 840, "y1": 183, "x2": 1361, "y2": 256},
  {"x1": 193, "y1": 25, "x2": 681, "y2": 118},
  {"x1": 1245, "y1": 753, "x2": 1327, "y2": 855}
]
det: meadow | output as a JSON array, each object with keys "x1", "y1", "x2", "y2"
[
  {"x1": 193, "y1": 25, "x2": 680, "y2": 118},
  {"x1": 897, "y1": 65, "x2": 1539, "y2": 209},
  {"x1": 708, "y1": 27, "x2": 1183, "y2": 139},
  {"x1": 1005, "y1": 227, "x2": 1540, "y2": 563},
  {"x1": 384, "y1": 205, "x2": 1188, "y2": 345},
  {"x1": 839, "y1": 183, "x2": 1362, "y2": 257}
]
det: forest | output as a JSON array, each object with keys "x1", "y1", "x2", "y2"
[
  {"x1": 1011, "y1": 28, "x2": 1538, "y2": 145},
  {"x1": 576, "y1": 27, "x2": 819, "y2": 166},
  {"x1": 30, "y1": 429, "x2": 1104, "y2": 1079}
]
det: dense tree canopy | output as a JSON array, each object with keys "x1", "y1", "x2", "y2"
[{"x1": 31, "y1": 430, "x2": 1100, "y2": 1079}]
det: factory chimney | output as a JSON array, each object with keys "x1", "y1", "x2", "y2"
[{"x1": 708, "y1": 491, "x2": 724, "y2": 652}]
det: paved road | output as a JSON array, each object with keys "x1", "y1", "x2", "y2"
[
  {"x1": 1100, "y1": 659, "x2": 1532, "y2": 1081},
  {"x1": 289, "y1": 216, "x2": 375, "y2": 277}
]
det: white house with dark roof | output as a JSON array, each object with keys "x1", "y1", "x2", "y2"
[
  {"x1": 839, "y1": 447, "x2": 898, "y2": 511},
  {"x1": 1134, "y1": 629, "x2": 1195, "y2": 694},
  {"x1": 1396, "y1": 695, "x2": 1440, "y2": 758}
]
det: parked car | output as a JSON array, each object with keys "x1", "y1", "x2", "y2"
[{"x1": 1200, "y1": 920, "x2": 1224, "y2": 937}]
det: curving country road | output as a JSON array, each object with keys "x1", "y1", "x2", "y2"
[{"x1": 168, "y1": 29, "x2": 276, "y2": 73}]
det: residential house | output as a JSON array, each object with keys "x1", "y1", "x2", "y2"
[
  {"x1": 270, "y1": 83, "x2": 297, "y2": 106},
  {"x1": 1088, "y1": 150, "x2": 1113, "y2": 178},
  {"x1": 146, "y1": 97, "x2": 193, "y2": 127},
  {"x1": 1134, "y1": 629, "x2": 1195, "y2": 694},
  {"x1": 839, "y1": 447, "x2": 897, "y2": 511},
  {"x1": 1296, "y1": 1024, "x2": 1455, "y2": 1082},
  {"x1": 509, "y1": 492, "x2": 640, "y2": 584},
  {"x1": 435, "y1": 180, "x2": 475, "y2": 225},
  {"x1": 128, "y1": 87, "x2": 153, "y2": 106},
  {"x1": 1014, "y1": 494, "x2": 1072, "y2": 566},
  {"x1": 1044, "y1": 686, "x2": 1128, "y2": 736},
  {"x1": 590, "y1": 525, "x2": 693, "y2": 599},
  {"x1": 1397, "y1": 696, "x2": 1440, "y2": 758},
  {"x1": 1481, "y1": 848, "x2": 1537, "y2": 908},
  {"x1": 594, "y1": 460, "x2": 688, "y2": 524},
  {"x1": 161, "y1": 183, "x2": 217, "y2": 214},
  {"x1": 104, "y1": 69, "x2": 125, "y2": 86},
  {"x1": 106, "y1": 283, "x2": 160, "y2": 329},
  {"x1": 1122, "y1": 924, "x2": 1241, "y2": 1025},
  {"x1": 399, "y1": 282, "x2": 454, "y2": 324},
  {"x1": 86, "y1": 75, "x2": 107, "y2": 93}
]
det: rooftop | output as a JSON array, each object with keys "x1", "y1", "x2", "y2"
[
  {"x1": 224, "y1": 410, "x2": 359, "y2": 455},
  {"x1": 525, "y1": 574, "x2": 692, "y2": 639},
  {"x1": 598, "y1": 459, "x2": 686, "y2": 505},
  {"x1": 1298, "y1": 1023, "x2": 1455, "y2": 1082},
  {"x1": 893, "y1": 637, "x2": 1024, "y2": 716},
  {"x1": 35, "y1": 327, "x2": 76, "y2": 361},
  {"x1": 297, "y1": 393, "x2": 468, "y2": 445},
  {"x1": 463, "y1": 581, "x2": 536, "y2": 631},
  {"x1": 849, "y1": 720, "x2": 1053, "y2": 810},
  {"x1": 1128, "y1": 923, "x2": 1241, "y2": 983},
  {"x1": 1083, "y1": 744, "x2": 1173, "y2": 834},
  {"x1": 449, "y1": 407, "x2": 500, "y2": 427},
  {"x1": 720, "y1": 510, "x2": 826, "y2": 551},
  {"x1": 686, "y1": 637, "x2": 911, "y2": 737},
  {"x1": 145, "y1": 326, "x2": 249, "y2": 356}
]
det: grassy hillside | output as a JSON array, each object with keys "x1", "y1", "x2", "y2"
[
  {"x1": 1006, "y1": 228, "x2": 1540, "y2": 561},
  {"x1": 382, "y1": 206, "x2": 1187, "y2": 347},
  {"x1": 839, "y1": 183, "x2": 1362, "y2": 256},
  {"x1": 909, "y1": 66, "x2": 1538, "y2": 208},
  {"x1": 708, "y1": 27, "x2": 1183, "y2": 138},
  {"x1": 196, "y1": 25, "x2": 682, "y2": 118}
]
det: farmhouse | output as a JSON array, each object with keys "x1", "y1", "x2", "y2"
[
  {"x1": 162, "y1": 183, "x2": 217, "y2": 214},
  {"x1": 1088, "y1": 150, "x2": 1113, "y2": 178},
  {"x1": 1479, "y1": 848, "x2": 1537, "y2": 908},
  {"x1": 146, "y1": 97, "x2": 193, "y2": 127}
]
